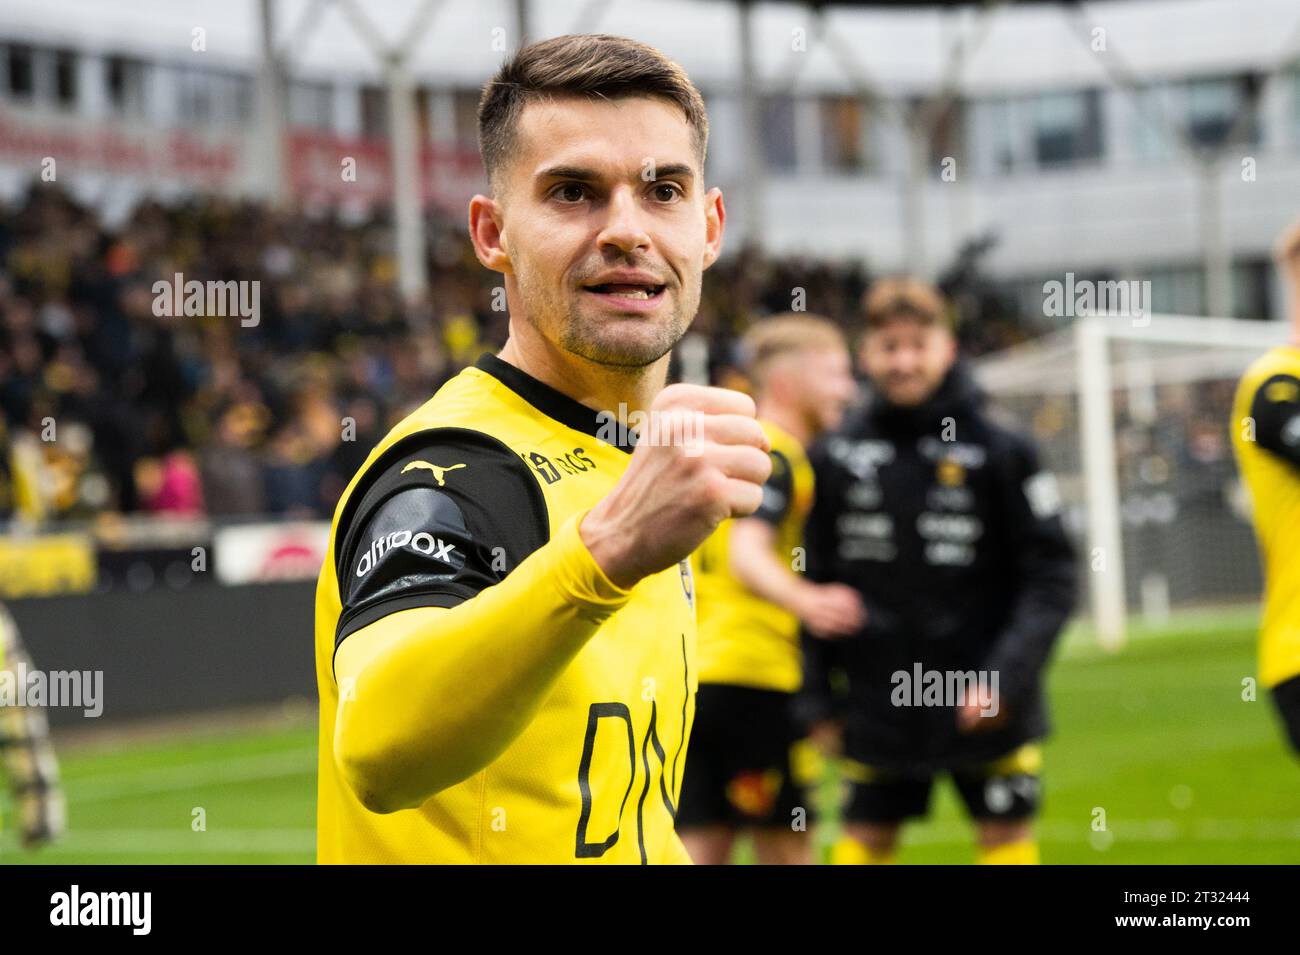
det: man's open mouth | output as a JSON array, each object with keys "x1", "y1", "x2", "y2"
[{"x1": 583, "y1": 283, "x2": 666, "y2": 301}]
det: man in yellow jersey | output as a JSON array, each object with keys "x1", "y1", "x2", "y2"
[
  {"x1": 677, "y1": 315, "x2": 863, "y2": 864},
  {"x1": 1232, "y1": 219, "x2": 1300, "y2": 757},
  {"x1": 315, "y1": 34, "x2": 772, "y2": 863}
]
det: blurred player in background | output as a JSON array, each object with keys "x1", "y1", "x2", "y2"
[
  {"x1": 677, "y1": 315, "x2": 863, "y2": 864},
  {"x1": 316, "y1": 35, "x2": 771, "y2": 863},
  {"x1": 801, "y1": 279, "x2": 1075, "y2": 865},
  {"x1": 1231, "y1": 219, "x2": 1300, "y2": 758},
  {"x1": 0, "y1": 603, "x2": 65, "y2": 853}
]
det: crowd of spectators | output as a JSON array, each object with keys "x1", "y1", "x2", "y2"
[{"x1": 0, "y1": 184, "x2": 1035, "y2": 528}]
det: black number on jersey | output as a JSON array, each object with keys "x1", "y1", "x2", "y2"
[
  {"x1": 574, "y1": 634, "x2": 691, "y2": 862},
  {"x1": 574, "y1": 702, "x2": 635, "y2": 858},
  {"x1": 575, "y1": 704, "x2": 688, "y2": 855}
]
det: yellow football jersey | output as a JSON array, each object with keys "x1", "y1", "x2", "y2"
[
  {"x1": 1232, "y1": 344, "x2": 1300, "y2": 687},
  {"x1": 316, "y1": 354, "x2": 697, "y2": 863},
  {"x1": 692, "y1": 420, "x2": 814, "y2": 693}
]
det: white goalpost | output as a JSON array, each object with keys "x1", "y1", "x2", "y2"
[{"x1": 975, "y1": 313, "x2": 1289, "y2": 650}]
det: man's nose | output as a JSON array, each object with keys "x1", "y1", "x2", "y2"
[
  {"x1": 596, "y1": 186, "x2": 652, "y2": 256},
  {"x1": 891, "y1": 351, "x2": 920, "y2": 375}
]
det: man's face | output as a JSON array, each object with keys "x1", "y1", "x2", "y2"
[
  {"x1": 859, "y1": 319, "x2": 956, "y2": 407},
  {"x1": 473, "y1": 96, "x2": 723, "y2": 368}
]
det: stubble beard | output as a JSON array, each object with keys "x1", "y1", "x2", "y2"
[
  {"x1": 519, "y1": 269, "x2": 696, "y2": 368},
  {"x1": 558, "y1": 297, "x2": 691, "y2": 368}
]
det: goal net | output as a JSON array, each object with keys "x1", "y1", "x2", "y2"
[{"x1": 973, "y1": 313, "x2": 1288, "y2": 648}]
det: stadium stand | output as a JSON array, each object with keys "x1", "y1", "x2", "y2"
[{"x1": 0, "y1": 183, "x2": 1034, "y2": 528}]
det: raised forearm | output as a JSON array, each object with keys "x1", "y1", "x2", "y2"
[
  {"x1": 728, "y1": 519, "x2": 807, "y2": 614},
  {"x1": 333, "y1": 513, "x2": 629, "y2": 812}
]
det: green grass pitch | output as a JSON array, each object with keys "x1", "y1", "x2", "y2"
[{"x1": 3, "y1": 609, "x2": 1297, "y2": 864}]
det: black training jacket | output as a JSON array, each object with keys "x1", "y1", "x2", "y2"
[{"x1": 798, "y1": 363, "x2": 1076, "y2": 771}]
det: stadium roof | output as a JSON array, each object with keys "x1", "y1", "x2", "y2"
[{"x1": 1, "y1": 0, "x2": 1296, "y2": 94}]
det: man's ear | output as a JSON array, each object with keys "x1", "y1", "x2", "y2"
[
  {"x1": 701, "y1": 187, "x2": 726, "y2": 271},
  {"x1": 468, "y1": 194, "x2": 511, "y2": 275}
]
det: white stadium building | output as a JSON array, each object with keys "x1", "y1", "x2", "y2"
[{"x1": 1, "y1": 0, "x2": 1298, "y2": 320}]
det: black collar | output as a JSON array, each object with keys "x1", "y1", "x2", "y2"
[{"x1": 474, "y1": 352, "x2": 636, "y2": 454}]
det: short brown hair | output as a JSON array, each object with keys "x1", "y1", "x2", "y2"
[
  {"x1": 477, "y1": 34, "x2": 709, "y2": 188},
  {"x1": 862, "y1": 278, "x2": 950, "y2": 331},
  {"x1": 743, "y1": 313, "x2": 846, "y2": 387}
]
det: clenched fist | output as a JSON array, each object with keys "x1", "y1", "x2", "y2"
[{"x1": 581, "y1": 384, "x2": 772, "y2": 589}]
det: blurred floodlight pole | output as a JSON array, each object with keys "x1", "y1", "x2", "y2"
[
  {"x1": 906, "y1": 4, "x2": 1003, "y2": 278},
  {"x1": 903, "y1": 115, "x2": 929, "y2": 279},
  {"x1": 737, "y1": 0, "x2": 766, "y2": 248},
  {"x1": 337, "y1": 0, "x2": 437, "y2": 302},
  {"x1": 1200, "y1": 159, "x2": 1231, "y2": 318},
  {"x1": 516, "y1": 0, "x2": 531, "y2": 46},
  {"x1": 816, "y1": 3, "x2": 1000, "y2": 279},
  {"x1": 387, "y1": 58, "x2": 427, "y2": 301},
  {"x1": 256, "y1": 0, "x2": 288, "y2": 202}
]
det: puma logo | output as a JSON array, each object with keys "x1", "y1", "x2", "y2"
[{"x1": 401, "y1": 461, "x2": 467, "y2": 486}]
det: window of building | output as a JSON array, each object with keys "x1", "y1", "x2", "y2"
[
  {"x1": 761, "y1": 94, "x2": 797, "y2": 172},
  {"x1": 819, "y1": 94, "x2": 871, "y2": 173},
  {"x1": 1146, "y1": 266, "x2": 1205, "y2": 316},
  {"x1": 1184, "y1": 75, "x2": 1258, "y2": 150},
  {"x1": 289, "y1": 80, "x2": 333, "y2": 130},
  {"x1": 176, "y1": 67, "x2": 215, "y2": 125},
  {"x1": 4, "y1": 43, "x2": 34, "y2": 100},
  {"x1": 175, "y1": 68, "x2": 252, "y2": 126},
  {"x1": 232, "y1": 74, "x2": 253, "y2": 121},
  {"x1": 452, "y1": 88, "x2": 480, "y2": 152},
  {"x1": 360, "y1": 85, "x2": 387, "y2": 138},
  {"x1": 54, "y1": 48, "x2": 77, "y2": 108},
  {"x1": 1131, "y1": 84, "x2": 1176, "y2": 161},
  {"x1": 1231, "y1": 260, "x2": 1270, "y2": 320},
  {"x1": 106, "y1": 55, "x2": 146, "y2": 116},
  {"x1": 982, "y1": 100, "x2": 1024, "y2": 176},
  {"x1": 413, "y1": 87, "x2": 431, "y2": 143},
  {"x1": 927, "y1": 98, "x2": 965, "y2": 177},
  {"x1": 1031, "y1": 89, "x2": 1102, "y2": 167}
]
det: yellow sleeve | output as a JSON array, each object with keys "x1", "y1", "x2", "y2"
[{"x1": 333, "y1": 511, "x2": 631, "y2": 813}]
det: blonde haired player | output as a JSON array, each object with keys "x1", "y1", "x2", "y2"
[
  {"x1": 677, "y1": 314, "x2": 863, "y2": 864},
  {"x1": 1231, "y1": 219, "x2": 1300, "y2": 757},
  {"x1": 315, "y1": 35, "x2": 771, "y2": 864}
]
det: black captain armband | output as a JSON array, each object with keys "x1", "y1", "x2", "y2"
[
  {"x1": 1249, "y1": 374, "x2": 1300, "y2": 468},
  {"x1": 751, "y1": 449, "x2": 794, "y2": 528},
  {"x1": 333, "y1": 427, "x2": 550, "y2": 647}
]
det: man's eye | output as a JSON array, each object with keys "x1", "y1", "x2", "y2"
[
  {"x1": 651, "y1": 183, "x2": 682, "y2": 202},
  {"x1": 552, "y1": 183, "x2": 587, "y2": 203}
]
